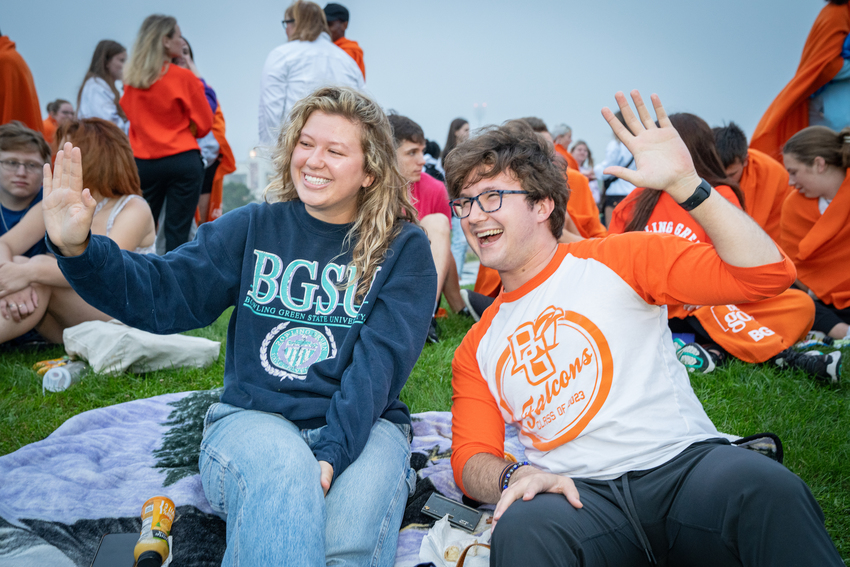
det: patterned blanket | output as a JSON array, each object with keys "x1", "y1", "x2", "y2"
[{"x1": 0, "y1": 390, "x2": 525, "y2": 566}]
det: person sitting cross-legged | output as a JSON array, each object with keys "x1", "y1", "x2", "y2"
[
  {"x1": 445, "y1": 91, "x2": 844, "y2": 567},
  {"x1": 0, "y1": 118, "x2": 156, "y2": 346},
  {"x1": 43, "y1": 86, "x2": 435, "y2": 566}
]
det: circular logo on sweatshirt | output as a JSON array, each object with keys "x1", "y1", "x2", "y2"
[
  {"x1": 260, "y1": 322, "x2": 337, "y2": 381},
  {"x1": 495, "y1": 307, "x2": 613, "y2": 451}
]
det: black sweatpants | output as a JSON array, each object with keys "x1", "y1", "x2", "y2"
[
  {"x1": 491, "y1": 439, "x2": 842, "y2": 567},
  {"x1": 812, "y1": 298, "x2": 850, "y2": 335},
  {"x1": 136, "y1": 149, "x2": 204, "y2": 253}
]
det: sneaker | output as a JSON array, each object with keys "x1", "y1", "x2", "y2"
[
  {"x1": 426, "y1": 317, "x2": 439, "y2": 344},
  {"x1": 459, "y1": 289, "x2": 495, "y2": 323},
  {"x1": 774, "y1": 349, "x2": 841, "y2": 385},
  {"x1": 732, "y1": 432, "x2": 784, "y2": 464},
  {"x1": 676, "y1": 342, "x2": 717, "y2": 374}
]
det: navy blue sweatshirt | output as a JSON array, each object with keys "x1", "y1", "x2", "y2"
[{"x1": 51, "y1": 201, "x2": 437, "y2": 477}]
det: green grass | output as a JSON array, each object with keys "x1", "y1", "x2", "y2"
[{"x1": 1, "y1": 308, "x2": 848, "y2": 562}]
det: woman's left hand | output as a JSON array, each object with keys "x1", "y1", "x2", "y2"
[
  {"x1": 0, "y1": 286, "x2": 37, "y2": 322},
  {"x1": 319, "y1": 460, "x2": 334, "y2": 496}
]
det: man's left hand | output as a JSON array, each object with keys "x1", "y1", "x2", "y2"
[
  {"x1": 492, "y1": 468, "x2": 582, "y2": 531},
  {"x1": 601, "y1": 91, "x2": 701, "y2": 203}
]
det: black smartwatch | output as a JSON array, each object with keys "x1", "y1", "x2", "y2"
[{"x1": 678, "y1": 179, "x2": 712, "y2": 211}]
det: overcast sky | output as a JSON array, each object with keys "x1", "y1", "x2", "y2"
[{"x1": 4, "y1": 0, "x2": 826, "y2": 164}]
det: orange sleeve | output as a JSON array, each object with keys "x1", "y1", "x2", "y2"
[
  {"x1": 185, "y1": 73, "x2": 213, "y2": 139},
  {"x1": 451, "y1": 322, "x2": 507, "y2": 496},
  {"x1": 474, "y1": 265, "x2": 503, "y2": 298},
  {"x1": 0, "y1": 38, "x2": 43, "y2": 133},
  {"x1": 42, "y1": 116, "x2": 57, "y2": 144},
  {"x1": 750, "y1": 4, "x2": 850, "y2": 160},
  {"x1": 566, "y1": 168, "x2": 607, "y2": 238},
  {"x1": 566, "y1": 233, "x2": 797, "y2": 307},
  {"x1": 738, "y1": 149, "x2": 791, "y2": 242}
]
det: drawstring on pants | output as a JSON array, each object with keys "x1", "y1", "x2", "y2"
[{"x1": 606, "y1": 475, "x2": 657, "y2": 564}]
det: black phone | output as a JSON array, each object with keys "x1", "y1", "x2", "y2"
[
  {"x1": 421, "y1": 492, "x2": 484, "y2": 533},
  {"x1": 90, "y1": 533, "x2": 138, "y2": 567}
]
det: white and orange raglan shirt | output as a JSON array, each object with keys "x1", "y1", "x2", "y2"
[{"x1": 451, "y1": 232, "x2": 796, "y2": 492}]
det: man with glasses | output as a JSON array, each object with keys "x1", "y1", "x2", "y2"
[
  {"x1": 0, "y1": 121, "x2": 51, "y2": 329},
  {"x1": 445, "y1": 92, "x2": 843, "y2": 567}
]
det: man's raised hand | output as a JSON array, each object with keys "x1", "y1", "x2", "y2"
[
  {"x1": 42, "y1": 143, "x2": 96, "y2": 257},
  {"x1": 601, "y1": 91, "x2": 702, "y2": 203}
]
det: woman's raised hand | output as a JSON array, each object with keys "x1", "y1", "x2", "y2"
[
  {"x1": 601, "y1": 91, "x2": 702, "y2": 203},
  {"x1": 42, "y1": 143, "x2": 97, "y2": 257}
]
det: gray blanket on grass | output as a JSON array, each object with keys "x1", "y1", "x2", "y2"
[{"x1": 0, "y1": 390, "x2": 526, "y2": 566}]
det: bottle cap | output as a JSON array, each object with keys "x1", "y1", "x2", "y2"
[
  {"x1": 136, "y1": 550, "x2": 164, "y2": 567},
  {"x1": 42, "y1": 368, "x2": 71, "y2": 392}
]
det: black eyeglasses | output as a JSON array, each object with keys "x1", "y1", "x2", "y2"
[
  {"x1": 282, "y1": 19, "x2": 295, "y2": 27},
  {"x1": 0, "y1": 159, "x2": 43, "y2": 174},
  {"x1": 450, "y1": 190, "x2": 529, "y2": 218}
]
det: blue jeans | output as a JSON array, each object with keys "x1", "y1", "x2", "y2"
[
  {"x1": 199, "y1": 402, "x2": 415, "y2": 566},
  {"x1": 450, "y1": 216, "x2": 467, "y2": 279}
]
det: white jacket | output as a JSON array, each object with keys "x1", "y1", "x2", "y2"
[
  {"x1": 594, "y1": 139, "x2": 636, "y2": 197},
  {"x1": 258, "y1": 32, "x2": 364, "y2": 148},
  {"x1": 78, "y1": 77, "x2": 130, "y2": 134}
]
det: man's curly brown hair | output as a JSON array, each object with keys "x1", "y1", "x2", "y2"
[{"x1": 444, "y1": 120, "x2": 568, "y2": 239}]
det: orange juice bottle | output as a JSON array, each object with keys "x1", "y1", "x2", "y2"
[{"x1": 133, "y1": 496, "x2": 175, "y2": 567}]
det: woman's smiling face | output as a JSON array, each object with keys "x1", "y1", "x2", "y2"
[{"x1": 290, "y1": 111, "x2": 374, "y2": 224}]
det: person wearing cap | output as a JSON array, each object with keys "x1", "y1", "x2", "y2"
[
  {"x1": 324, "y1": 3, "x2": 365, "y2": 80},
  {"x1": 258, "y1": 0, "x2": 363, "y2": 147}
]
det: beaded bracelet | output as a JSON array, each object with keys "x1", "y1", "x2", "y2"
[{"x1": 499, "y1": 461, "x2": 530, "y2": 492}]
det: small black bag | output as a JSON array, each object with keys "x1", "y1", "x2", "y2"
[{"x1": 603, "y1": 156, "x2": 634, "y2": 190}]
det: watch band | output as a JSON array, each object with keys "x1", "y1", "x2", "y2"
[{"x1": 678, "y1": 179, "x2": 712, "y2": 211}]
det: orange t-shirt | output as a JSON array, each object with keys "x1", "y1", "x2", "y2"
[
  {"x1": 334, "y1": 37, "x2": 365, "y2": 80},
  {"x1": 781, "y1": 170, "x2": 850, "y2": 309},
  {"x1": 197, "y1": 106, "x2": 237, "y2": 224},
  {"x1": 750, "y1": 3, "x2": 850, "y2": 161},
  {"x1": 0, "y1": 36, "x2": 43, "y2": 133},
  {"x1": 120, "y1": 64, "x2": 213, "y2": 160},
  {"x1": 554, "y1": 143, "x2": 580, "y2": 171},
  {"x1": 566, "y1": 168, "x2": 607, "y2": 239},
  {"x1": 608, "y1": 185, "x2": 741, "y2": 242},
  {"x1": 739, "y1": 148, "x2": 792, "y2": 242},
  {"x1": 42, "y1": 115, "x2": 58, "y2": 144}
]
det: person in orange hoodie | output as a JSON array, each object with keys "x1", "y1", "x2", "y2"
[
  {"x1": 324, "y1": 3, "x2": 365, "y2": 80},
  {"x1": 782, "y1": 124, "x2": 850, "y2": 342},
  {"x1": 42, "y1": 99, "x2": 74, "y2": 145},
  {"x1": 552, "y1": 123, "x2": 580, "y2": 170},
  {"x1": 120, "y1": 15, "x2": 212, "y2": 253},
  {"x1": 750, "y1": 1, "x2": 850, "y2": 162},
  {"x1": 0, "y1": 32, "x2": 42, "y2": 133},
  {"x1": 713, "y1": 122, "x2": 791, "y2": 242},
  {"x1": 609, "y1": 113, "x2": 839, "y2": 384}
]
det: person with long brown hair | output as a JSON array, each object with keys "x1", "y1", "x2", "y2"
[
  {"x1": 121, "y1": 14, "x2": 212, "y2": 253},
  {"x1": 42, "y1": 86, "x2": 435, "y2": 565},
  {"x1": 781, "y1": 124, "x2": 850, "y2": 341},
  {"x1": 609, "y1": 113, "x2": 838, "y2": 384},
  {"x1": 258, "y1": 0, "x2": 364, "y2": 147},
  {"x1": 0, "y1": 118, "x2": 155, "y2": 345},
  {"x1": 77, "y1": 40, "x2": 129, "y2": 134}
]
